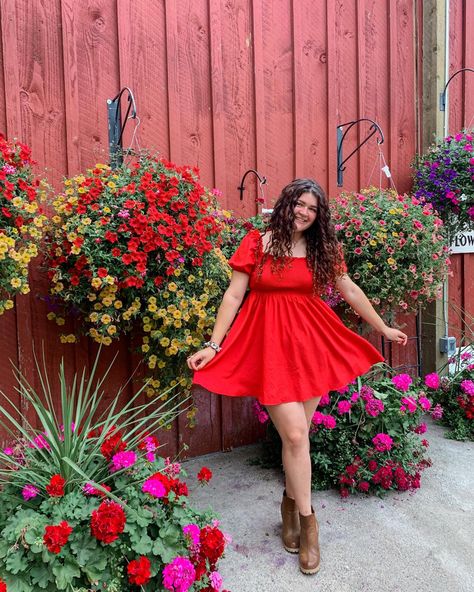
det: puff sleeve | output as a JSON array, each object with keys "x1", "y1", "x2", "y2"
[{"x1": 228, "y1": 230, "x2": 260, "y2": 275}]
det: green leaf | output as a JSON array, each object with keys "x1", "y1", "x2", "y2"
[
  {"x1": 5, "y1": 550, "x2": 29, "y2": 574},
  {"x1": 31, "y1": 565, "x2": 55, "y2": 588},
  {"x1": 82, "y1": 553, "x2": 108, "y2": 581},
  {"x1": 131, "y1": 533, "x2": 153, "y2": 554},
  {"x1": 69, "y1": 531, "x2": 98, "y2": 565},
  {"x1": 52, "y1": 559, "x2": 80, "y2": 589}
]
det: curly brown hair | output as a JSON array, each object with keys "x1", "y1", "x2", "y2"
[{"x1": 258, "y1": 178, "x2": 344, "y2": 291}]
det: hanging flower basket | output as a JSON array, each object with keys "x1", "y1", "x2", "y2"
[
  {"x1": 0, "y1": 135, "x2": 47, "y2": 314},
  {"x1": 412, "y1": 130, "x2": 474, "y2": 239},
  {"x1": 331, "y1": 187, "x2": 451, "y2": 319},
  {"x1": 44, "y1": 153, "x2": 230, "y2": 407}
]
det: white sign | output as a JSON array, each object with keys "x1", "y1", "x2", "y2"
[{"x1": 451, "y1": 231, "x2": 474, "y2": 254}]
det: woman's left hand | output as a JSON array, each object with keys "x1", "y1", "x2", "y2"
[{"x1": 382, "y1": 326, "x2": 408, "y2": 345}]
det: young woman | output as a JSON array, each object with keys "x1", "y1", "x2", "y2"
[{"x1": 187, "y1": 178, "x2": 407, "y2": 575}]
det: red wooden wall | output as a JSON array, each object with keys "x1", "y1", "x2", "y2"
[{"x1": 0, "y1": 0, "x2": 471, "y2": 455}]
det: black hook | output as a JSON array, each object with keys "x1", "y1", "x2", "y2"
[
  {"x1": 238, "y1": 168, "x2": 267, "y2": 201},
  {"x1": 336, "y1": 118, "x2": 385, "y2": 187},
  {"x1": 440, "y1": 67, "x2": 474, "y2": 111},
  {"x1": 107, "y1": 87, "x2": 138, "y2": 168}
]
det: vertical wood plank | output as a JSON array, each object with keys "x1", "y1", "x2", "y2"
[
  {"x1": 164, "y1": 0, "x2": 182, "y2": 164},
  {"x1": 251, "y1": 0, "x2": 267, "y2": 200}
]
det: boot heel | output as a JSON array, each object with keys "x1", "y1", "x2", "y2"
[
  {"x1": 299, "y1": 508, "x2": 320, "y2": 575},
  {"x1": 280, "y1": 490, "x2": 300, "y2": 553}
]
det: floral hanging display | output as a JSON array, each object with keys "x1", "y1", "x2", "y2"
[
  {"x1": 44, "y1": 154, "x2": 230, "y2": 409},
  {"x1": 0, "y1": 135, "x2": 47, "y2": 314}
]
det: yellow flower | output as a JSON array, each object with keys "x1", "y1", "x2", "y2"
[
  {"x1": 388, "y1": 209, "x2": 397, "y2": 215},
  {"x1": 148, "y1": 303, "x2": 158, "y2": 312},
  {"x1": 142, "y1": 343, "x2": 150, "y2": 353},
  {"x1": 173, "y1": 320, "x2": 182, "y2": 328},
  {"x1": 160, "y1": 337, "x2": 170, "y2": 347},
  {"x1": 168, "y1": 282, "x2": 178, "y2": 292},
  {"x1": 162, "y1": 291, "x2": 170, "y2": 299},
  {"x1": 387, "y1": 257, "x2": 396, "y2": 265},
  {"x1": 367, "y1": 263, "x2": 374, "y2": 269},
  {"x1": 91, "y1": 278, "x2": 102, "y2": 289},
  {"x1": 87, "y1": 293, "x2": 97, "y2": 302},
  {"x1": 101, "y1": 314, "x2": 112, "y2": 324},
  {"x1": 173, "y1": 310, "x2": 182, "y2": 319},
  {"x1": 89, "y1": 312, "x2": 99, "y2": 322},
  {"x1": 158, "y1": 360, "x2": 166, "y2": 369},
  {"x1": 114, "y1": 300, "x2": 123, "y2": 309},
  {"x1": 107, "y1": 325, "x2": 117, "y2": 335},
  {"x1": 369, "y1": 240, "x2": 377, "y2": 246},
  {"x1": 83, "y1": 217, "x2": 92, "y2": 225},
  {"x1": 187, "y1": 275, "x2": 196, "y2": 283},
  {"x1": 56, "y1": 317, "x2": 65, "y2": 326},
  {"x1": 10, "y1": 278, "x2": 21, "y2": 289},
  {"x1": 102, "y1": 336, "x2": 112, "y2": 346},
  {"x1": 47, "y1": 312, "x2": 56, "y2": 321},
  {"x1": 143, "y1": 323, "x2": 152, "y2": 332},
  {"x1": 4, "y1": 300, "x2": 14, "y2": 310}
]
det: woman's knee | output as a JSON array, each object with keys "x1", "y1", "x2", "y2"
[{"x1": 282, "y1": 425, "x2": 308, "y2": 449}]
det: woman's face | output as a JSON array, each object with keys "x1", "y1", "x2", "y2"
[{"x1": 293, "y1": 192, "x2": 318, "y2": 232}]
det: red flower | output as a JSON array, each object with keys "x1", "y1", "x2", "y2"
[
  {"x1": 97, "y1": 267, "x2": 108, "y2": 278},
  {"x1": 100, "y1": 429, "x2": 127, "y2": 461},
  {"x1": 90, "y1": 500, "x2": 126, "y2": 543},
  {"x1": 46, "y1": 474, "x2": 66, "y2": 497},
  {"x1": 0, "y1": 579, "x2": 7, "y2": 592},
  {"x1": 199, "y1": 526, "x2": 226, "y2": 565},
  {"x1": 127, "y1": 556, "x2": 151, "y2": 585},
  {"x1": 43, "y1": 520, "x2": 73, "y2": 554},
  {"x1": 197, "y1": 467, "x2": 213, "y2": 483}
]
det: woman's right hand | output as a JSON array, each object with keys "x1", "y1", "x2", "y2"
[{"x1": 187, "y1": 347, "x2": 216, "y2": 371}]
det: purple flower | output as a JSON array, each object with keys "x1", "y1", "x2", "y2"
[
  {"x1": 337, "y1": 400, "x2": 352, "y2": 415},
  {"x1": 424, "y1": 372, "x2": 440, "y2": 390},
  {"x1": 22, "y1": 484, "x2": 39, "y2": 500},
  {"x1": 365, "y1": 398, "x2": 385, "y2": 417},
  {"x1": 162, "y1": 556, "x2": 196, "y2": 592},
  {"x1": 400, "y1": 397, "x2": 417, "y2": 413},
  {"x1": 111, "y1": 450, "x2": 137, "y2": 471},
  {"x1": 392, "y1": 374, "x2": 413, "y2": 392},
  {"x1": 372, "y1": 433, "x2": 393, "y2": 452},
  {"x1": 418, "y1": 396, "x2": 432, "y2": 411},
  {"x1": 460, "y1": 380, "x2": 474, "y2": 396},
  {"x1": 431, "y1": 403, "x2": 443, "y2": 420}
]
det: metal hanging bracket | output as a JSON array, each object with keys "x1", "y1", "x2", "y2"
[
  {"x1": 336, "y1": 118, "x2": 384, "y2": 187},
  {"x1": 238, "y1": 168, "x2": 267, "y2": 201},
  {"x1": 107, "y1": 87, "x2": 138, "y2": 168},
  {"x1": 439, "y1": 67, "x2": 474, "y2": 111}
]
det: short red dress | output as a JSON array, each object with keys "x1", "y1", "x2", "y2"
[{"x1": 193, "y1": 230, "x2": 384, "y2": 405}]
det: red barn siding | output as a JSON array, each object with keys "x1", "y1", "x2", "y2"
[{"x1": 0, "y1": 0, "x2": 471, "y2": 456}]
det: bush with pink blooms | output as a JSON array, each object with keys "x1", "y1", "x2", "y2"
[
  {"x1": 424, "y1": 350, "x2": 474, "y2": 441},
  {"x1": 257, "y1": 365, "x2": 434, "y2": 497}
]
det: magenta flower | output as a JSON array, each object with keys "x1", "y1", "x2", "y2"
[
  {"x1": 460, "y1": 380, "x2": 474, "y2": 396},
  {"x1": 209, "y1": 571, "x2": 223, "y2": 591},
  {"x1": 111, "y1": 450, "x2": 137, "y2": 472},
  {"x1": 182, "y1": 523, "x2": 200, "y2": 546},
  {"x1": 372, "y1": 433, "x2": 393, "y2": 452},
  {"x1": 431, "y1": 403, "x2": 443, "y2": 420},
  {"x1": 28, "y1": 433, "x2": 50, "y2": 450},
  {"x1": 418, "y1": 396, "x2": 432, "y2": 411},
  {"x1": 350, "y1": 391, "x2": 360, "y2": 402},
  {"x1": 319, "y1": 392, "x2": 330, "y2": 407},
  {"x1": 162, "y1": 556, "x2": 196, "y2": 592},
  {"x1": 22, "y1": 484, "x2": 39, "y2": 500},
  {"x1": 424, "y1": 372, "x2": 440, "y2": 390},
  {"x1": 142, "y1": 477, "x2": 166, "y2": 498},
  {"x1": 365, "y1": 398, "x2": 384, "y2": 417},
  {"x1": 3, "y1": 448, "x2": 13, "y2": 456},
  {"x1": 414, "y1": 423, "x2": 427, "y2": 434},
  {"x1": 400, "y1": 397, "x2": 417, "y2": 413},
  {"x1": 322, "y1": 415, "x2": 337, "y2": 429},
  {"x1": 312, "y1": 411, "x2": 324, "y2": 425},
  {"x1": 392, "y1": 374, "x2": 413, "y2": 392},
  {"x1": 145, "y1": 452, "x2": 156, "y2": 463},
  {"x1": 360, "y1": 385, "x2": 374, "y2": 400},
  {"x1": 337, "y1": 400, "x2": 352, "y2": 415}
]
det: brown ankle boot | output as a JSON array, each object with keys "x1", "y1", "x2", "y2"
[
  {"x1": 299, "y1": 508, "x2": 320, "y2": 574},
  {"x1": 280, "y1": 490, "x2": 300, "y2": 553}
]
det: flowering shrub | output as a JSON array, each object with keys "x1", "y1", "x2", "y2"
[
  {"x1": 413, "y1": 130, "x2": 474, "y2": 238},
  {"x1": 44, "y1": 154, "x2": 230, "y2": 407},
  {"x1": 0, "y1": 355, "x2": 228, "y2": 591},
  {"x1": 0, "y1": 135, "x2": 47, "y2": 314},
  {"x1": 215, "y1": 210, "x2": 267, "y2": 260},
  {"x1": 331, "y1": 188, "x2": 450, "y2": 318},
  {"x1": 424, "y1": 350, "x2": 474, "y2": 441},
  {"x1": 257, "y1": 366, "x2": 434, "y2": 497}
]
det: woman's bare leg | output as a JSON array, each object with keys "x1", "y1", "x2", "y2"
[{"x1": 266, "y1": 402, "x2": 313, "y2": 516}]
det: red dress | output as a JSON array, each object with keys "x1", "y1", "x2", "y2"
[{"x1": 193, "y1": 230, "x2": 384, "y2": 405}]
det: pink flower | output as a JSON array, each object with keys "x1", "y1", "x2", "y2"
[
  {"x1": 111, "y1": 450, "x2": 137, "y2": 472},
  {"x1": 145, "y1": 452, "x2": 156, "y2": 463},
  {"x1": 418, "y1": 397, "x2": 432, "y2": 411},
  {"x1": 319, "y1": 393, "x2": 330, "y2": 406},
  {"x1": 424, "y1": 373, "x2": 440, "y2": 389},
  {"x1": 322, "y1": 415, "x2": 337, "y2": 429},
  {"x1": 460, "y1": 380, "x2": 474, "y2": 396},
  {"x1": 29, "y1": 433, "x2": 50, "y2": 451},
  {"x1": 142, "y1": 476, "x2": 166, "y2": 498},
  {"x1": 400, "y1": 397, "x2": 417, "y2": 413},
  {"x1": 372, "y1": 433, "x2": 393, "y2": 452},
  {"x1": 183, "y1": 523, "x2": 200, "y2": 546},
  {"x1": 209, "y1": 571, "x2": 223, "y2": 591},
  {"x1": 358, "y1": 481, "x2": 370, "y2": 493},
  {"x1": 392, "y1": 374, "x2": 413, "y2": 392},
  {"x1": 365, "y1": 398, "x2": 384, "y2": 417},
  {"x1": 22, "y1": 484, "x2": 39, "y2": 500},
  {"x1": 312, "y1": 411, "x2": 324, "y2": 425},
  {"x1": 3, "y1": 448, "x2": 13, "y2": 456},
  {"x1": 431, "y1": 403, "x2": 443, "y2": 420},
  {"x1": 350, "y1": 392, "x2": 360, "y2": 402},
  {"x1": 414, "y1": 423, "x2": 427, "y2": 434},
  {"x1": 360, "y1": 385, "x2": 374, "y2": 400},
  {"x1": 162, "y1": 556, "x2": 196, "y2": 592},
  {"x1": 337, "y1": 401, "x2": 352, "y2": 414}
]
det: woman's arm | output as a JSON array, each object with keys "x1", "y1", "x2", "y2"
[
  {"x1": 187, "y1": 270, "x2": 250, "y2": 370},
  {"x1": 335, "y1": 274, "x2": 408, "y2": 345}
]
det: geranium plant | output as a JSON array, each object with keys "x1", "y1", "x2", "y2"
[
  {"x1": 256, "y1": 366, "x2": 434, "y2": 497},
  {"x1": 44, "y1": 154, "x2": 230, "y2": 408},
  {"x1": 0, "y1": 354, "x2": 229, "y2": 591},
  {"x1": 0, "y1": 135, "x2": 47, "y2": 314},
  {"x1": 331, "y1": 187, "x2": 450, "y2": 319},
  {"x1": 412, "y1": 130, "x2": 474, "y2": 238},
  {"x1": 424, "y1": 349, "x2": 474, "y2": 441}
]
